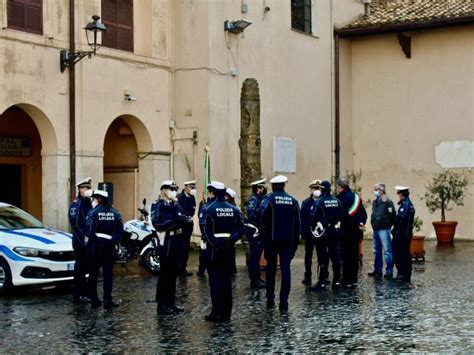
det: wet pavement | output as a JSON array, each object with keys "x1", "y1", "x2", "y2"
[{"x1": 1, "y1": 240, "x2": 474, "y2": 352}]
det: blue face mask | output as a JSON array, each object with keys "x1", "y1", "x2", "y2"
[{"x1": 374, "y1": 191, "x2": 381, "y2": 198}]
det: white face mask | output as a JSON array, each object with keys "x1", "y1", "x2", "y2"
[
  {"x1": 91, "y1": 199, "x2": 99, "y2": 208},
  {"x1": 374, "y1": 191, "x2": 381, "y2": 198},
  {"x1": 313, "y1": 190, "x2": 322, "y2": 198},
  {"x1": 167, "y1": 190, "x2": 177, "y2": 199},
  {"x1": 190, "y1": 189, "x2": 197, "y2": 196}
]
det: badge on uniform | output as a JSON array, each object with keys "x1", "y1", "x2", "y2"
[
  {"x1": 400, "y1": 208, "x2": 404, "y2": 212},
  {"x1": 70, "y1": 207, "x2": 77, "y2": 216},
  {"x1": 388, "y1": 207, "x2": 393, "y2": 213}
]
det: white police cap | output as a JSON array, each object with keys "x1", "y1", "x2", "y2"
[
  {"x1": 207, "y1": 181, "x2": 225, "y2": 190},
  {"x1": 270, "y1": 175, "x2": 288, "y2": 184},
  {"x1": 85, "y1": 190, "x2": 108, "y2": 198},
  {"x1": 183, "y1": 180, "x2": 197, "y2": 186},
  {"x1": 250, "y1": 178, "x2": 266, "y2": 186},
  {"x1": 226, "y1": 188, "x2": 236, "y2": 198},
  {"x1": 76, "y1": 177, "x2": 92, "y2": 188},
  {"x1": 160, "y1": 180, "x2": 177, "y2": 189},
  {"x1": 395, "y1": 185, "x2": 410, "y2": 192},
  {"x1": 308, "y1": 179, "x2": 321, "y2": 188}
]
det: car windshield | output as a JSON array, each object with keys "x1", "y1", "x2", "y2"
[{"x1": 0, "y1": 205, "x2": 44, "y2": 229}]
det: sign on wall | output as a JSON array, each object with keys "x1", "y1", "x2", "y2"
[
  {"x1": 273, "y1": 136, "x2": 296, "y2": 173},
  {"x1": 0, "y1": 138, "x2": 31, "y2": 157},
  {"x1": 435, "y1": 141, "x2": 474, "y2": 169}
]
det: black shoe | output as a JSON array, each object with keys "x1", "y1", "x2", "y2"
[
  {"x1": 172, "y1": 304, "x2": 184, "y2": 313},
  {"x1": 73, "y1": 295, "x2": 91, "y2": 304},
  {"x1": 309, "y1": 281, "x2": 328, "y2": 291},
  {"x1": 302, "y1": 277, "x2": 312, "y2": 285},
  {"x1": 332, "y1": 282, "x2": 342, "y2": 290},
  {"x1": 104, "y1": 300, "x2": 120, "y2": 308},
  {"x1": 368, "y1": 271, "x2": 383, "y2": 278},
  {"x1": 157, "y1": 305, "x2": 174, "y2": 315},
  {"x1": 395, "y1": 275, "x2": 411, "y2": 282},
  {"x1": 205, "y1": 313, "x2": 222, "y2": 322},
  {"x1": 384, "y1": 273, "x2": 394, "y2": 279},
  {"x1": 266, "y1": 300, "x2": 275, "y2": 309},
  {"x1": 279, "y1": 303, "x2": 288, "y2": 314},
  {"x1": 90, "y1": 298, "x2": 102, "y2": 307},
  {"x1": 180, "y1": 270, "x2": 193, "y2": 277},
  {"x1": 251, "y1": 279, "x2": 266, "y2": 290}
]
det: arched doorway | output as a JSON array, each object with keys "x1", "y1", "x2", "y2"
[
  {"x1": 0, "y1": 106, "x2": 43, "y2": 219},
  {"x1": 103, "y1": 117, "x2": 139, "y2": 221}
]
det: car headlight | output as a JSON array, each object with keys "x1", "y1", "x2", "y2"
[{"x1": 13, "y1": 247, "x2": 50, "y2": 257}]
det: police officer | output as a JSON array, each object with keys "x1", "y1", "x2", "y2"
[
  {"x1": 244, "y1": 178, "x2": 267, "y2": 289},
  {"x1": 68, "y1": 177, "x2": 93, "y2": 303},
  {"x1": 336, "y1": 178, "x2": 368, "y2": 288},
  {"x1": 85, "y1": 190, "x2": 124, "y2": 308},
  {"x1": 177, "y1": 180, "x2": 197, "y2": 277},
  {"x1": 300, "y1": 179, "x2": 321, "y2": 285},
  {"x1": 152, "y1": 180, "x2": 189, "y2": 314},
  {"x1": 309, "y1": 181, "x2": 346, "y2": 290},
  {"x1": 196, "y1": 185, "x2": 217, "y2": 276},
  {"x1": 392, "y1": 186, "x2": 415, "y2": 283},
  {"x1": 203, "y1": 181, "x2": 244, "y2": 322},
  {"x1": 256, "y1": 175, "x2": 300, "y2": 313}
]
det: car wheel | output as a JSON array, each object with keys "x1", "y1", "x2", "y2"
[
  {"x1": 140, "y1": 248, "x2": 160, "y2": 275},
  {"x1": 0, "y1": 258, "x2": 12, "y2": 295}
]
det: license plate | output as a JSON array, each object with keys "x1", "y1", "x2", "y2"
[{"x1": 67, "y1": 263, "x2": 75, "y2": 271}]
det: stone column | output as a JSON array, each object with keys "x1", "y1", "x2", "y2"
[{"x1": 239, "y1": 78, "x2": 262, "y2": 215}]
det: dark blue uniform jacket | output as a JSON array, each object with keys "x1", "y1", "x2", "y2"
[
  {"x1": 151, "y1": 199, "x2": 188, "y2": 257},
  {"x1": 68, "y1": 196, "x2": 92, "y2": 249},
  {"x1": 300, "y1": 196, "x2": 315, "y2": 239},
  {"x1": 392, "y1": 198, "x2": 415, "y2": 240},
  {"x1": 85, "y1": 205, "x2": 124, "y2": 249},
  {"x1": 310, "y1": 193, "x2": 347, "y2": 239},
  {"x1": 177, "y1": 191, "x2": 196, "y2": 217},
  {"x1": 256, "y1": 191, "x2": 300, "y2": 247}
]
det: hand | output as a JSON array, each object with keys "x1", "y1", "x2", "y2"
[{"x1": 358, "y1": 223, "x2": 366, "y2": 231}]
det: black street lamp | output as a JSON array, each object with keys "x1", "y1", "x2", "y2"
[{"x1": 60, "y1": 15, "x2": 106, "y2": 72}]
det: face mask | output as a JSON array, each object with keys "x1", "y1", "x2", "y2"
[
  {"x1": 190, "y1": 189, "x2": 197, "y2": 196},
  {"x1": 374, "y1": 191, "x2": 381, "y2": 198},
  {"x1": 167, "y1": 190, "x2": 177, "y2": 199},
  {"x1": 313, "y1": 190, "x2": 322, "y2": 198},
  {"x1": 91, "y1": 199, "x2": 99, "y2": 208}
]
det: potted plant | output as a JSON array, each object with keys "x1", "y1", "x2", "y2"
[
  {"x1": 410, "y1": 216, "x2": 425, "y2": 261},
  {"x1": 423, "y1": 170, "x2": 468, "y2": 243}
]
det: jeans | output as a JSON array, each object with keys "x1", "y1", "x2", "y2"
[{"x1": 373, "y1": 228, "x2": 393, "y2": 274}]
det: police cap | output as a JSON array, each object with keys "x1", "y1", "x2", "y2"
[
  {"x1": 160, "y1": 180, "x2": 178, "y2": 190},
  {"x1": 76, "y1": 177, "x2": 92, "y2": 188},
  {"x1": 270, "y1": 175, "x2": 288, "y2": 184}
]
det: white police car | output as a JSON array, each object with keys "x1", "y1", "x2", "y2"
[{"x1": 0, "y1": 203, "x2": 75, "y2": 294}]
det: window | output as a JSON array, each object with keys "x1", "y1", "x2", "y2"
[
  {"x1": 291, "y1": 0, "x2": 312, "y2": 34},
  {"x1": 7, "y1": 0, "x2": 43, "y2": 35},
  {"x1": 101, "y1": 0, "x2": 134, "y2": 52}
]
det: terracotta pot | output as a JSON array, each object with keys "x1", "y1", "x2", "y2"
[
  {"x1": 432, "y1": 221, "x2": 458, "y2": 243},
  {"x1": 410, "y1": 235, "x2": 425, "y2": 261}
]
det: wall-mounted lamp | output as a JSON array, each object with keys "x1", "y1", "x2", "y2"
[
  {"x1": 60, "y1": 15, "x2": 106, "y2": 72},
  {"x1": 224, "y1": 19, "x2": 252, "y2": 34}
]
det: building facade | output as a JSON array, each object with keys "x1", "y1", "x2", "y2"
[{"x1": 0, "y1": 0, "x2": 472, "y2": 239}]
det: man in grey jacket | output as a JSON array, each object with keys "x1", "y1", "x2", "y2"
[{"x1": 368, "y1": 183, "x2": 396, "y2": 278}]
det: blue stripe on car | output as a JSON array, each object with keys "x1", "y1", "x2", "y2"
[
  {"x1": 1, "y1": 230, "x2": 55, "y2": 244},
  {"x1": 0, "y1": 245, "x2": 32, "y2": 262}
]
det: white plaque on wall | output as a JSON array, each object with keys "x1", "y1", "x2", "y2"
[
  {"x1": 435, "y1": 141, "x2": 474, "y2": 168},
  {"x1": 273, "y1": 136, "x2": 296, "y2": 173}
]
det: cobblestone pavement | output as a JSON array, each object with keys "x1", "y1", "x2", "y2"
[{"x1": 1, "y1": 240, "x2": 473, "y2": 352}]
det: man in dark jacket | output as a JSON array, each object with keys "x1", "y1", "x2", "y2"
[
  {"x1": 369, "y1": 183, "x2": 396, "y2": 278},
  {"x1": 256, "y1": 175, "x2": 300, "y2": 313},
  {"x1": 85, "y1": 190, "x2": 124, "y2": 308},
  {"x1": 392, "y1": 186, "x2": 416, "y2": 282},
  {"x1": 336, "y1": 178, "x2": 367, "y2": 287},
  {"x1": 151, "y1": 180, "x2": 190, "y2": 314},
  {"x1": 68, "y1": 177, "x2": 93, "y2": 303},
  {"x1": 300, "y1": 179, "x2": 321, "y2": 285},
  {"x1": 177, "y1": 180, "x2": 197, "y2": 277}
]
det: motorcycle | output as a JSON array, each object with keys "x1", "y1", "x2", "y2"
[{"x1": 115, "y1": 199, "x2": 160, "y2": 275}]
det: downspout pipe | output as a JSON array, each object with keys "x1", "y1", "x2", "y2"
[
  {"x1": 69, "y1": 0, "x2": 76, "y2": 200},
  {"x1": 334, "y1": 33, "x2": 340, "y2": 180}
]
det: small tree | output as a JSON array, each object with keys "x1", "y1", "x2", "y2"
[
  {"x1": 423, "y1": 170, "x2": 468, "y2": 222},
  {"x1": 413, "y1": 216, "x2": 423, "y2": 234}
]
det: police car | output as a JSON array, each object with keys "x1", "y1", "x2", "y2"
[{"x1": 0, "y1": 203, "x2": 75, "y2": 294}]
